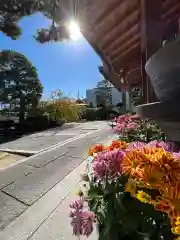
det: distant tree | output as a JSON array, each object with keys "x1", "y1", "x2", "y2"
[
  {"x1": 0, "y1": 50, "x2": 43, "y2": 124},
  {"x1": 50, "y1": 89, "x2": 64, "y2": 101},
  {"x1": 0, "y1": 0, "x2": 86, "y2": 43},
  {"x1": 95, "y1": 79, "x2": 112, "y2": 107}
]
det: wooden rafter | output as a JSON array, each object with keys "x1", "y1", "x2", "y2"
[
  {"x1": 110, "y1": 34, "x2": 140, "y2": 60},
  {"x1": 163, "y1": 3, "x2": 180, "y2": 20},
  {"x1": 162, "y1": 0, "x2": 179, "y2": 12},
  {"x1": 93, "y1": 0, "x2": 120, "y2": 26},
  {"x1": 113, "y1": 42, "x2": 140, "y2": 64},
  {"x1": 100, "y1": 6, "x2": 140, "y2": 47},
  {"x1": 95, "y1": 0, "x2": 138, "y2": 38},
  {"x1": 106, "y1": 24, "x2": 139, "y2": 54}
]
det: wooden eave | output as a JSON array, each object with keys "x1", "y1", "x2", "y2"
[{"x1": 70, "y1": 0, "x2": 180, "y2": 86}]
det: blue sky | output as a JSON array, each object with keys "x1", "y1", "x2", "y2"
[{"x1": 0, "y1": 13, "x2": 102, "y2": 99}]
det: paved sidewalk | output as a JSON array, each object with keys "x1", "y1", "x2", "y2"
[
  {"x1": 0, "y1": 121, "x2": 108, "y2": 152},
  {"x1": 0, "y1": 123, "x2": 115, "y2": 235},
  {"x1": 0, "y1": 133, "x2": 117, "y2": 240}
]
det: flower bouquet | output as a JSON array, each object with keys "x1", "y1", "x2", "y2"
[
  {"x1": 114, "y1": 114, "x2": 166, "y2": 143},
  {"x1": 69, "y1": 115, "x2": 180, "y2": 240}
]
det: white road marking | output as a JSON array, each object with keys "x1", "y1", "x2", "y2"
[{"x1": 0, "y1": 129, "x2": 101, "y2": 171}]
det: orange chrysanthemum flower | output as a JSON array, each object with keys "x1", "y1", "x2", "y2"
[
  {"x1": 139, "y1": 164, "x2": 164, "y2": 189},
  {"x1": 141, "y1": 147, "x2": 165, "y2": 155},
  {"x1": 161, "y1": 183, "x2": 180, "y2": 206},
  {"x1": 107, "y1": 145, "x2": 115, "y2": 151},
  {"x1": 155, "y1": 183, "x2": 180, "y2": 225},
  {"x1": 155, "y1": 198, "x2": 171, "y2": 213},
  {"x1": 110, "y1": 140, "x2": 129, "y2": 150},
  {"x1": 122, "y1": 150, "x2": 149, "y2": 177},
  {"x1": 153, "y1": 151, "x2": 180, "y2": 184},
  {"x1": 90, "y1": 144, "x2": 104, "y2": 154},
  {"x1": 88, "y1": 148, "x2": 93, "y2": 156}
]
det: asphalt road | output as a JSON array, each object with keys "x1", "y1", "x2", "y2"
[{"x1": 0, "y1": 121, "x2": 113, "y2": 231}]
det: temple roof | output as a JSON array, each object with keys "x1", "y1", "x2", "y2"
[
  {"x1": 79, "y1": 0, "x2": 179, "y2": 66},
  {"x1": 61, "y1": 0, "x2": 180, "y2": 88}
]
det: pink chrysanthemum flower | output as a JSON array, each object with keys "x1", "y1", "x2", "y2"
[
  {"x1": 81, "y1": 211, "x2": 96, "y2": 237},
  {"x1": 92, "y1": 149, "x2": 124, "y2": 179},
  {"x1": 69, "y1": 199, "x2": 96, "y2": 237},
  {"x1": 114, "y1": 116, "x2": 138, "y2": 134},
  {"x1": 114, "y1": 123, "x2": 125, "y2": 134},
  {"x1": 126, "y1": 141, "x2": 145, "y2": 151},
  {"x1": 128, "y1": 114, "x2": 140, "y2": 121},
  {"x1": 126, "y1": 122, "x2": 138, "y2": 131},
  {"x1": 146, "y1": 140, "x2": 170, "y2": 151},
  {"x1": 70, "y1": 199, "x2": 84, "y2": 210},
  {"x1": 173, "y1": 151, "x2": 180, "y2": 160},
  {"x1": 115, "y1": 115, "x2": 128, "y2": 124}
]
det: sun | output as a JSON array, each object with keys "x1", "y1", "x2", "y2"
[{"x1": 68, "y1": 21, "x2": 81, "y2": 41}]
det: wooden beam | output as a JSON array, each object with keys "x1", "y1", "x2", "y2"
[
  {"x1": 112, "y1": 42, "x2": 140, "y2": 64},
  {"x1": 110, "y1": 34, "x2": 140, "y2": 60},
  {"x1": 113, "y1": 48, "x2": 140, "y2": 71},
  {"x1": 93, "y1": 0, "x2": 120, "y2": 26},
  {"x1": 141, "y1": 0, "x2": 162, "y2": 103},
  {"x1": 163, "y1": 2, "x2": 180, "y2": 20},
  {"x1": 96, "y1": 0, "x2": 138, "y2": 42},
  {"x1": 106, "y1": 24, "x2": 139, "y2": 54},
  {"x1": 162, "y1": 0, "x2": 179, "y2": 12},
  {"x1": 101, "y1": 9, "x2": 139, "y2": 48}
]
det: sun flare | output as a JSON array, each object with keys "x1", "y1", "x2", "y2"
[{"x1": 68, "y1": 21, "x2": 81, "y2": 41}]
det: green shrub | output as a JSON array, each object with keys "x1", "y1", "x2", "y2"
[
  {"x1": 24, "y1": 115, "x2": 49, "y2": 131},
  {"x1": 96, "y1": 107, "x2": 108, "y2": 120},
  {"x1": 84, "y1": 108, "x2": 97, "y2": 121},
  {"x1": 84, "y1": 107, "x2": 110, "y2": 121}
]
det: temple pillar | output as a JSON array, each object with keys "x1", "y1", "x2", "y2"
[{"x1": 140, "y1": 0, "x2": 162, "y2": 103}]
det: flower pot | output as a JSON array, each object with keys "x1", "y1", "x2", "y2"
[
  {"x1": 145, "y1": 37, "x2": 180, "y2": 101},
  {"x1": 136, "y1": 101, "x2": 180, "y2": 143}
]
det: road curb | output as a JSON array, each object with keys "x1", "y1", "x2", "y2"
[
  {"x1": 0, "y1": 149, "x2": 37, "y2": 156},
  {"x1": 0, "y1": 129, "x2": 102, "y2": 172}
]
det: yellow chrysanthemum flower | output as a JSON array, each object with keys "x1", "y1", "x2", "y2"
[
  {"x1": 176, "y1": 217, "x2": 180, "y2": 226},
  {"x1": 171, "y1": 216, "x2": 180, "y2": 237},
  {"x1": 171, "y1": 226, "x2": 180, "y2": 235},
  {"x1": 125, "y1": 179, "x2": 137, "y2": 197},
  {"x1": 136, "y1": 190, "x2": 152, "y2": 204}
]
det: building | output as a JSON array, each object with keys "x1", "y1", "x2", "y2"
[{"x1": 86, "y1": 87, "x2": 122, "y2": 107}]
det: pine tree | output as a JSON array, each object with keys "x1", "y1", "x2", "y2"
[
  {"x1": 0, "y1": 50, "x2": 43, "y2": 123},
  {"x1": 95, "y1": 79, "x2": 112, "y2": 107}
]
